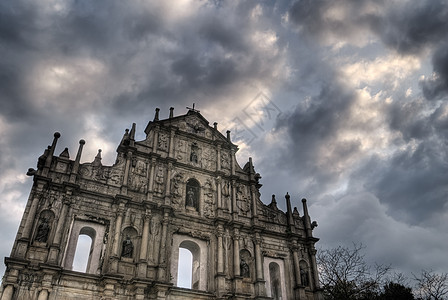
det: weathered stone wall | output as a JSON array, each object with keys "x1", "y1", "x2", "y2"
[{"x1": 1, "y1": 109, "x2": 322, "y2": 300}]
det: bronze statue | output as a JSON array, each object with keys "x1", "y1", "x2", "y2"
[{"x1": 121, "y1": 235, "x2": 133, "y2": 258}]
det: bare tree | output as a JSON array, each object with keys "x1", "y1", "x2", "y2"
[
  {"x1": 317, "y1": 243, "x2": 391, "y2": 300},
  {"x1": 413, "y1": 270, "x2": 448, "y2": 300}
]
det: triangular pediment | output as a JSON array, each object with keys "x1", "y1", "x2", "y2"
[{"x1": 144, "y1": 110, "x2": 232, "y2": 146}]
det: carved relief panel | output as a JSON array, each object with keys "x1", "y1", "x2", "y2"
[
  {"x1": 236, "y1": 183, "x2": 251, "y2": 216},
  {"x1": 170, "y1": 172, "x2": 185, "y2": 208},
  {"x1": 203, "y1": 178, "x2": 215, "y2": 218},
  {"x1": 174, "y1": 138, "x2": 187, "y2": 161},
  {"x1": 158, "y1": 131, "x2": 169, "y2": 152},
  {"x1": 153, "y1": 165, "x2": 166, "y2": 194},
  {"x1": 129, "y1": 158, "x2": 148, "y2": 192}
]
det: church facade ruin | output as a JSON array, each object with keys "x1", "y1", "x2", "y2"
[{"x1": 0, "y1": 108, "x2": 322, "y2": 300}]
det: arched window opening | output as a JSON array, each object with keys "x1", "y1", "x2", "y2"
[
  {"x1": 185, "y1": 179, "x2": 200, "y2": 211},
  {"x1": 71, "y1": 226, "x2": 96, "y2": 273},
  {"x1": 64, "y1": 222, "x2": 105, "y2": 274},
  {"x1": 269, "y1": 262, "x2": 282, "y2": 300},
  {"x1": 72, "y1": 234, "x2": 93, "y2": 272},
  {"x1": 177, "y1": 248, "x2": 193, "y2": 288},
  {"x1": 178, "y1": 240, "x2": 201, "y2": 289}
]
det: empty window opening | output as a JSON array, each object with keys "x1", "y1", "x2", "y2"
[
  {"x1": 72, "y1": 234, "x2": 92, "y2": 272},
  {"x1": 177, "y1": 248, "x2": 193, "y2": 288},
  {"x1": 269, "y1": 262, "x2": 282, "y2": 300}
]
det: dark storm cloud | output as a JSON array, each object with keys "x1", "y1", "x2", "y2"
[
  {"x1": 273, "y1": 81, "x2": 359, "y2": 196},
  {"x1": 376, "y1": 0, "x2": 448, "y2": 54},
  {"x1": 420, "y1": 43, "x2": 448, "y2": 100}
]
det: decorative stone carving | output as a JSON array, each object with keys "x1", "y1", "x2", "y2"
[
  {"x1": 108, "y1": 152, "x2": 125, "y2": 186},
  {"x1": 171, "y1": 172, "x2": 184, "y2": 206},
  {"x1": 221, "y1": 152, "x2": 230, "y2": 170},
  {"x1": 221, "y1": 180, "x2": 230, "y2": 210},
  {"x1": 158, "y1": 133, "x2": 168, "y2": 151},
  {"x1": 203, "y1": 179, "x2": 215, "y2": 218},
  {"x1": 202, "y1": 147, "x2": 216, "y2": 171},
  {"x1": 236, "y1": 184, "x2": 250, "y2": 216},
  {"x1": 154, "y1": 166, "x2": 165, "y2": 194},
  {"x1": 186, "y1": 120, "x2": 206, "y2": 135},
  {"x1": 34, "y1": 218, "x2": 50, "y2": 243},
  {"x1": 130, "y1": 159, "x2": 147, "y2": 192},
  {"x1": 175, "y1": 139, "x2": 187, "y2": 161}
]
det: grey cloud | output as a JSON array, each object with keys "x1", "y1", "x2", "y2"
[
  {"x1": 388, "y1": 100, "x2": 433, "y2": 142},
  {"x1": 359, "y1": 141, "x2": 448, "y2": 225},
  {"x1": 273, "y1": 81, "x2": 358, "y2": 197},
  {"x1": 420, "y1": 43, "x2": 448, "y2": 100},
  {"x1": 377, "y1": 0, "x2": 448, "y2": 54}
]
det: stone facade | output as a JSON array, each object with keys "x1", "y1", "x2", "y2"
[{"x1": 0, "y1": 108, "x2": 322, "y2": 300}]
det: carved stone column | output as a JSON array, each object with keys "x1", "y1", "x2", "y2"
[
  {"x1": 152, "y1": 126, "x2": 159, "y2": 152},
  {"x1": 216, "y1": 177, "x2": 222, "y2": 209},
  {"x1": 217, "y1": 226, "x2": 224, "y2": 274},
  {"x1": 22, "y1": 183, "x2": 45, "y2": 240},
  {"x1": 233, "y1": 229, "x2": 243, "y2": 294},
  {"x1": 254, "y1": 233, "x2": 266, "y2": 297},
  {"x1": 112, "y1": 209, "x2": 125, "y2": 257},
  {"x1": 157, "y1": 211, "x2": 169, "y2": 280},
  {"x1": 148, "y1": 158, "x2": 156, "y2": 194},
  {"x1": 138, "y1": 211, "x2": 151, "y2": 278},
  {"x1": 16, "y1": 182, "x2": 46, "y2": 258},
  {"x1": 292, "y1": 243, "x2": 305, "y2": 299},
  {"x1": 251, "y1": 185, "x2": 258, "y2": 219},
  {"x1": 216, "y1": 225, "x2": 226, "y2": 296},
  {"x1": 231, "y1": 180, "x2": 237, "y2": 217},
  {"x1": 47, "y1": 195, "x2": 71, "y2": 264},
  {"x1": 0, "y1": 285, "x2": 14, "y2": 300},
  {"x1": 168, "y1": 128, "x2": 175, "y2": 158},
  {"x1": 37, "y1": 289, "x2": 49, "y2": 300},
  {"x1": 164, "y1": 163, "x2": 172, "y2": 205},
  {"x1": 121, "y1": 150, "x2": 132, "y2": 194},
  {"x1": 230, "y1": 149, "x2": 235, "y2": 176},
  {"x1": 310, "y1": 248, "x2": 320, "y2": 289},
  {"x1": 110, "y1": 204, "x2": 125, "y2": 273},
  {"x1": 216, "y1": 144, "x2": 221, "y2": 171},
  {"x1": 233, "y1": 230, "x2": 240, "y2": 277}
]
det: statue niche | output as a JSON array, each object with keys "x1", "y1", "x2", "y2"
[
  {"x1": 190, "y1": 142, "x2": 199, "y2": 164},
  {"x1": 121, "y1": 227, "x2": 138, "y2": 259},
  {"x1": 34, "y1": 210, "x2": 54, "y2": 244},
  {"x1": 186, "y1": 179, "x2": 200, "y2": 211}
]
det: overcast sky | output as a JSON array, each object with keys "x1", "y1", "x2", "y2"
[{"x1": 1, "y1": 0, "x2": 447, "y2": 280}]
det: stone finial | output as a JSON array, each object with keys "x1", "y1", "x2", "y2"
[
  {"x1": 169, "y1": 107, "x2": 174, "y2": 118},
  {"x1": 226, "y1": 130, "x2": 231, "y2": 141},
  {"x1": 42, "y1": 132, "x2": 61, "y2": 176},
  {"x1": 93, "y1": 149, "x2": 102, "y2": 167},
  {"x1": 70, "y1": 139, "x2": 85, "y2": 183},
  {"x1": 213, "y1": 122, "x2": 218, "y2": 130},
  {"x1": 130, "y1": 123, "x2": 136, "y2": 140},
  {"x1": 293, "y1": 207, "x2": 300, "y2": 216},
  {"x1": 154, "y1": 108, "x2": 160, "y2": 121},
  {"x1": 59, "y1": 147, "x2": 70, "y2": 158},
  {"x1": 267, "y1": 194, "x2": 279, "y2": 210}
]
